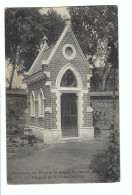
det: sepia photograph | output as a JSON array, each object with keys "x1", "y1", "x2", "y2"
[{"x1": 5, "y1": 6, "x2": 119, "y2": 184}]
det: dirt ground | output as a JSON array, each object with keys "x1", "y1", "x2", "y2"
[{"x1": 7, "y1": 134, "x2": 109, "y2": 184}]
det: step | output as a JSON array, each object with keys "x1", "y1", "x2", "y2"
[{"x1": 60, "y1": 137, "x2": 81, "y2": 142}]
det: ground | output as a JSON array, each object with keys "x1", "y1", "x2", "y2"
[{"x1": 7, "y1": 133, "x2": 109, "y2": 184}]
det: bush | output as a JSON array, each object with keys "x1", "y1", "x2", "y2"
[
  {"x1": 27, "y1": 135, "x2": 37, "y2": 146},
  {"x1": 94, "y1": 127, "x2": 101, "y2": 137},
  {"x1": 93, "y1": 111, "x2": 101, "y2": 137},
  {"x1": 104, "y1": 127, "x2": 120, "y2": 182},
  {"x1": 93, "y1": 111, "x2": 101, "y2": 127}
]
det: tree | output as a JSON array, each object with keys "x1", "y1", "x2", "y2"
[
  {"x1": 42, "y1": 9, "x2": 65, "y2": 46},
  {"x1": 5, "y1": 8, "x2": 65, "y2": 89},
  {"x1": 68, "y1": 6, "x2": 118, "y2": 91}
]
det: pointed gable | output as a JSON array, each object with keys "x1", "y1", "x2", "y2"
[{"x1": 28, "y1": 22, "x2": 88, "y2": 77}]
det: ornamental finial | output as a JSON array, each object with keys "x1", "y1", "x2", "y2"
[{"x1": 65, "y1": 18, "x2": 71, "y2": 27}]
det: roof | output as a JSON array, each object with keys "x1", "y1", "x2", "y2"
[
  {"x1": 28, "y1": 23, "x2": 88, "y2": 76},
  {"x1": 31, "y1": 43, "x2": 55, "y2": 75}
]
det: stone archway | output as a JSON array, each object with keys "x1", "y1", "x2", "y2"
[{"x1": 55, "y1": 63, "x2": 84, "y2": 138}]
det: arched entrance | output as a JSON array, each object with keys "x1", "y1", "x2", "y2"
[{"x1": 55, "y1": 63, "x2": 83, "y2": 138}]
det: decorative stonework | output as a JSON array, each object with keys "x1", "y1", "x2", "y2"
[
  {"x1": 87, "y1": 107, "x2": 93, "y2": 112},
  {"x1": 25, "y1": 71, "x2": 45, "y2": 84},
  {"x1": 45, "y1": 107, "x2": 52, "y2": 113},
  {"x1": 45, "y1": 81, "x2": 51, "y2": 86},
  {"x1": 44, "y1": 71, "x2": 50, "y2": 78},
  {"x1": 87, "y1": 83, "x2": 91, "y2": 89},
  {"x1": 62, "y1": 44, "x2": 76, "y2": 60},
  {"x1": 87, "y1": 74, "x2": 92, "y2": 80}
]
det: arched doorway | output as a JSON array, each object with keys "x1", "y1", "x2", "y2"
[{"x1": 55, "y1": 63, "x2": 84, "y2": 138}]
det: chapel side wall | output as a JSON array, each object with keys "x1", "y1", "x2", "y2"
[{"x1": 27, "y1": 78, "x2": 52, "y2": 130}]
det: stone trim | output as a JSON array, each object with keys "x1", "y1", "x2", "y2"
[
  {"x1": 25, "y1": 71, "x2": 45, "y2": 84},
  {"x1": 38, "y1": 88, "x2": 45, "y2": 118},
  {"x1": 45, "y1": 107, "x2": 52, "y2": 113},
  {"x1": 87, "y1": 107, "x2": 93, "y2": 112},
  {"x1": 56, "y1": 63, "x2": 83, "y2": 89},
  {"x1": 45, "y1": 81, "x2": 51, "y2": 86},
  {"x1": 28, "y1": 42, "x2": 48, "y2": 75},
  {"x1": 62, "y1": 44, "x2": 76, "y2": 60},
  {"x1": 44, "y1": 71, "x2": 50, "y2": 78},
  {"x1": 51, "y1": 63, "x2": 85, "y2": 135},
  {"x1": 30, "y1": 91, "x2": 35, "y2": 117},
  {"x1": 87, "y1": 83, "x2": 91, "y2": 89},
  {"x1": 87, "y1": 74, "x2": 92, "y2": 80}
]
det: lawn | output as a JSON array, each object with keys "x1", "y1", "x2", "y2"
[{"x1": 7, "y1": 133, "x2": 109, "y2": 184}]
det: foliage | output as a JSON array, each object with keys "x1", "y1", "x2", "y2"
[
  {"x1": 5, "y1": 8, "x2": 65, "y2": 89},
  {"x1": 93, "y1": 111, "x2": 101, "y2": 127},
  {"x1": 6, "y1": 94, "x2": 27, "y2": 132},
  {"x1": 93, "y1": 111, "x2": 101, "y2": 137},
  {"x1": 104, "y1": 127, "x2": 120, "y2": 182},
  {"x1": 27, "y1": 135, "x2": 37, "y2": 146},
  {"x1": 68, "y1": 6, "x2": 118, "y2": 91},
  {"x1": 42, "y1": 9, "x2": 65, "y2": 46},
  {"x1": 68, "y1": 6, "x2": 118, "y2": 60}
]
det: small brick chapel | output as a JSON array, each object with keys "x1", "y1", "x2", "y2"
[{"x1": 25, "y1": 21, "x2": 94, "y2": 143}]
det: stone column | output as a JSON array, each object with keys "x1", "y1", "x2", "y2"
[
  {"x1": 56, "y1": 91, "x2": 62, "y2": 131},
  {"x1": 76, "y1": 91, "x2": 83, "y2": 137}
]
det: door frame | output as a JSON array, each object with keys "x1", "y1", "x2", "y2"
[
  {"x1": 56, "y1": 89, "x2": 83, "y2": 137},
  {"x1": 51, "y1": 63, "x2": 86, "y2": 137},
  {"x1": 61, "y1": 92, "x2": 78, "y2": 137}
]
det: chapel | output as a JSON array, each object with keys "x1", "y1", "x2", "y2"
[{"x1": 25, "y1": 21, "x2": 94, "y2": 143}]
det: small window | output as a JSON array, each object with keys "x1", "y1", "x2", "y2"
[
  {"x1": 38, "y1": 89, "x2": 44, "y2": 117},
  {"x1": 30, "y1": 91, "x2": 35, "y2": 116},
  {"x1": 60, "y1": 69, "x2": 77, "y2": 87}
]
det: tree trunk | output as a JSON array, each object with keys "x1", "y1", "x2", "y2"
[
  {"x1": 102, "y1": 66, "x2": 112, "y2": 91},
  {"x1": 104, "y1": 66, "x2": 112, "y2": 91},
  {"x1": 9, "y1": 47, "x2": 17, "y2": 90}
]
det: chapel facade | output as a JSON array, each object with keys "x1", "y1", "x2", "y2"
[{"x1": 25, "y1": 22, "x2": 94, "y2": 143}]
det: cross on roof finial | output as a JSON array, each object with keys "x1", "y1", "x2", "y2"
[
  {"x1": 65, "y1": 18, "x2": 71, "y2": 27},
  {"x1": 43, "y1": 35, "x2": 48, "y2": 44}
]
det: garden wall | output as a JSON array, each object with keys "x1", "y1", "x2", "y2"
[
  {"x1": 90, "y1": 91, "x2": 119, "y2": 130},
  {"x1": 6, "y1": 90, "x2": 27, "y2": 132},
  {"x1": 6, "y1": 90, "x2": 119, "y2": 132}
]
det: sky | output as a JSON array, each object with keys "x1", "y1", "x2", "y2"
[{"x1": 39, "y1": 7, "x2": 70, "y2": 18}]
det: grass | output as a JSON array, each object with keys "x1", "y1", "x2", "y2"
[{"x1": 7, "y1": 133, "x2": 108, "y2": 184}]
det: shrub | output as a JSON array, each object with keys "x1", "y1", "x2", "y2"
[
  {"x1": 27, "y1": 135, "x2": 37, "y2": 146},
  {"x1": 94, "y1": 127, "x2": 101, "y2": 137},
  {"x1": 93, "y1": 111, "x2": 101, "y2": 137},
  {"x1": 104, "y1": 127, "x2": 120, "y2": 182}
]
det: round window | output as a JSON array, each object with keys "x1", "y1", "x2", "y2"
[
  {"x1": 65, "y1": 47, "x2": 73, "y2": 56},
  {"x1": 62, "y1": 44, "x2": 76, "y2": 60}
]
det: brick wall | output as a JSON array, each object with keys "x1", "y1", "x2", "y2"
[
  {"x1": 90, "y1": 91, "x2": 119, "y2": 130},
  {"x1": 6, "y1": 90, "x2": 119, "y2": 132},
  {"x1": 6, "y1": 90, "x2": 27, "y2": 131},
  {"x1": 27, "y1": 79, "x2": 52, "y2": 129}
]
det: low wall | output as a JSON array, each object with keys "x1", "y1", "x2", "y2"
[
  {"x1": 6, "y1": 90, "x2": 27, "y2": 132},
  {"x1": 90, "y1": 91, "x2": 119, "y2": 130},
  {"x1": 6, "y1": 90, "x2": 119, "y2": 132}
]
